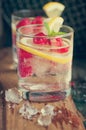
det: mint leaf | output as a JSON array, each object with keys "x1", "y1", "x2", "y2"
[
  {"x1": 44, "y1": 22, "x2": 51, "y2": 35},
  {"x1": 50, "y1": 31, "x2": 66, "y2": 36},
  {"x1": 44, "y1": 22, "x2": 66, "y2": 36}
]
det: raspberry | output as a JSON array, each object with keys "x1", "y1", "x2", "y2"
[
  {"x1": 33, "y1": 32, "x2": 51, "y2": 45},
  {"x1": 56, "y1": 38, "x2": 69, "y2": 53},
  {"x1": 19, "y1": 63, "x2": 32, "y2": 77},
  {"x1": 19, "y1": 49, "x2": 32, "y2": 59},
  {"x1": 18, "y1": 49, "x2": 33, "y2": 77},
  {"x1": 16, "y1": 18, "x2": 31, "y2": 29},
  {"x1": 56, "y1": 38, "x2": 63, "y2": 46},
  {"x1": 31, "y1": 16, "x2": 43, "y2": 34},
  {"x1": 31, "y1": 16, "x2": 43, "y2": 24},
  {"x1": 57, "y1": 46, "x2": 69, "y2": 53},
  {"x1": 50, "y1": 38, "x2": 69, "y2": 53}
]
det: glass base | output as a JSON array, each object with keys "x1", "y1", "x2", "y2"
[{"x1": 19, "y1": 87, "x2": 71, "y2": 102}]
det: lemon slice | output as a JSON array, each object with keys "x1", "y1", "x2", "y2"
[
  {"x1": 47, "y1": 16, "x2": 64, "y2": 33},
  {"x1": 17, "y1": 38, "x2": 71, "y2": 64},
  {"x1": 43, "y1": 2, "x2": 65, "y2": 17}
]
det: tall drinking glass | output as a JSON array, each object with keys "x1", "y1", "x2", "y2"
[
  {"x1": 17, "y1": 24, "x2": 74, "y2": 102},
  {"x1": 11, "y1": 10, "x2": 46, "y2": 68}
]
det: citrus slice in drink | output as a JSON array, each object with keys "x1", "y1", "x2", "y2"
[
  {"x1": 17, "y1": 38, "x2": 71, "y2": 64},
  {"x1": 47, "y1": 16, "x2": 64, "y2": 33},
  {"x1": 43, "y1": 2, "x2": 65, "y2": 17}
]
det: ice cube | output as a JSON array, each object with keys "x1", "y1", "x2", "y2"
[
  {"x1": 19, "y1": 102, "x2": 39, "y2": 119},
  {"x1": 5, "y1": 88, "x2": 22, "y2": 104},
  {"x1": 38, "y1": 115, "x2": 52, "y2": 126},
  {"x1": 41, "y1": 104, "x2": 55, "y2": 116},
  {"x1": 31, "y1": 56, "x2": 51, "y2": 77}
]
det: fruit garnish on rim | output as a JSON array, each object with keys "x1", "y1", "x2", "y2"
[
  {"x1": 44, "y1": 16, "x2": 64, "y2": 36},
  {"x1": 44, "y1": 16, "x2": 69, "y2": 53},
  {"x1": 43, "y1": 2, "x2": 65, "y2": 17}
]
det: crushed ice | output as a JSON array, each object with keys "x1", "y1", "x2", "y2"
[
  {"x1": 38, "y1": 104, "x2": 55, "y2": 126},
  {"x1": 5, "y1": 89, "x2": 57, "y2": 126},
  {"x1": 31, "y1": 57, "x2": 51, "y2": 77},
  {"x1": 19, "y1": 102, "x2": 39, "y2": 120},
  {"x1": 5, "y1": 88, "x2": 22, "y2": 104},
  {"x1": 19, "y1": 103, "x2": 55, "y2": 126},
  {"x1": 38, "y1": 115, "x2": 52, "y2": 126},
  {"x1": 41, "y1": 104, "x2": 55, "y2": 116}
]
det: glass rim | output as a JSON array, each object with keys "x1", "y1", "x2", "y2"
[
  {"x1": 12, "y1": 9, "x2": 45, "y2": 19},
  {"x1": 17, "y1": 24, "x2": 74, "y2": 38}
]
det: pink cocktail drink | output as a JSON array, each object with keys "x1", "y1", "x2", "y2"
[{"x1": 17, "y1": 24, "x2": 74, "y2": 102}]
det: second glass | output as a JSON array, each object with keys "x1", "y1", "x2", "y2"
[
  {"x1": 11, "y1": 9, "x2": 46, "y2": 68},
  {"x1": 17, "y1": 24, "x2": 74, "y2": 102}
]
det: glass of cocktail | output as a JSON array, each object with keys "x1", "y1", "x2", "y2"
[
  {"x1": 11, "y1": 9, "x2": 46, "y2": 68},
  {"x1": 16, "y1": 18, "x2": 74, "y2": 102}
]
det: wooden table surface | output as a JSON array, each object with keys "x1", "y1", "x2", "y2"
[{"x1": 0, "y1": 47, "x2": 85, "y2": 130}]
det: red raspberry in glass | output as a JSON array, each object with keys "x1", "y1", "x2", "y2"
[
  {"x1": 19, "y1": 49, "x2": 32, "y2": 59},
  {"x1": 57, "y1": 46, "x2": 69, "y2": 53},
  {"x1": 19, "y1": 63, "x2": 32, "y2": 77},
  {"x1": 56, "y1": 38, "x2": 69, "y2": 53},
  {"x1": 16, "y1": 18, "x2": 31, "y2": 29},
  {"x1": 31, "y1": 16, "x2": 43, "y2": 33},
  {"x1": 31, "y1": 16, "x2": 43, "y2": 24},
  {"x1": 18, "y1": 49, "x2": 33, "y2": 77},
  {"x1": 56, "y1": 38, "x2": 63, "y2": 46},
  {"x1": 33, "y1": 32, "x2": 51, "y2": 45}
]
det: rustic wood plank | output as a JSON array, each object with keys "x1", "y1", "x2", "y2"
[{"x1": 5, "y1": 96, "x2": 85, "y2": 130}]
